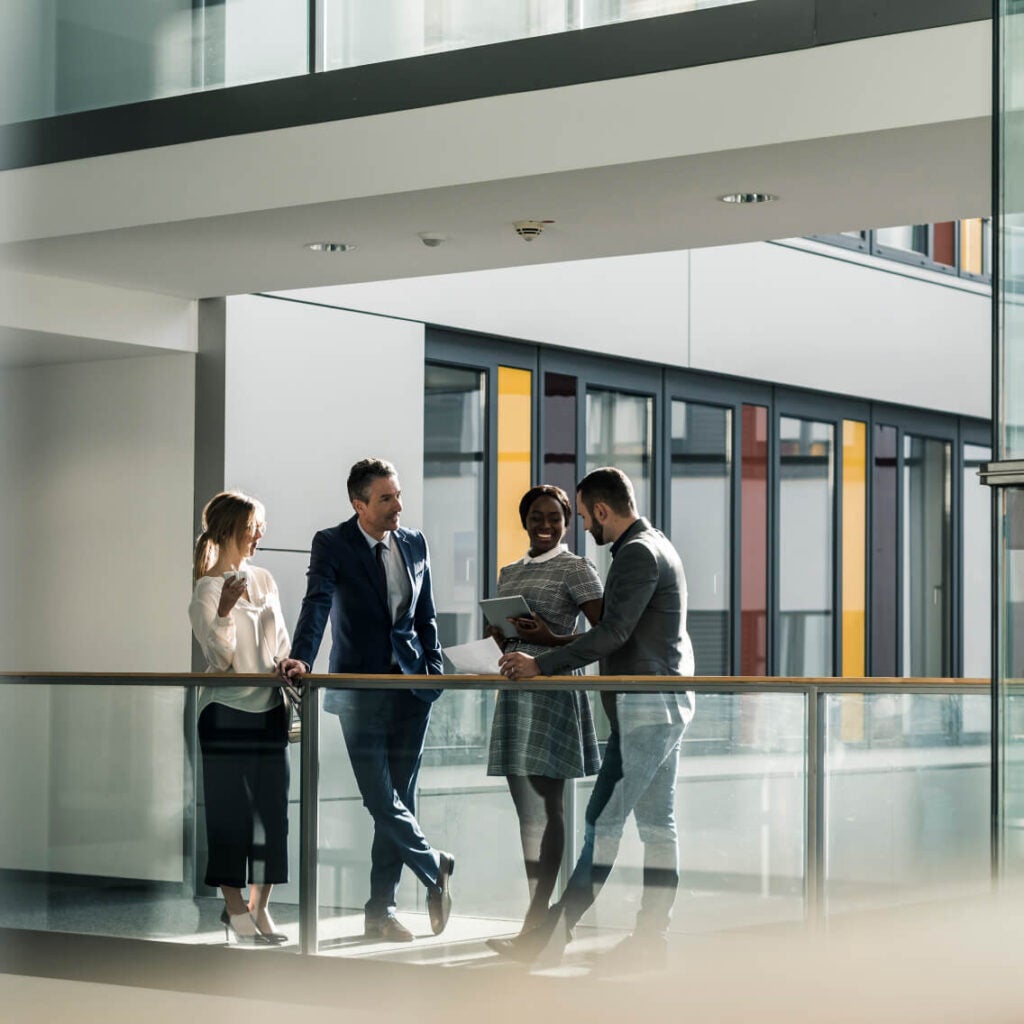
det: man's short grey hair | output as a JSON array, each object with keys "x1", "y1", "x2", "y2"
[{"x1": 348, "y1": 458, "x2": 398, "y2": 504}]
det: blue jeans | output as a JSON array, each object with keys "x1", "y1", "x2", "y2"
[
  {"x1": 558, "y1": 720, "x2": 684, "y2": 938},
  {"x1": 336, "y1": 689, "x2": 441, "y2": 918}
]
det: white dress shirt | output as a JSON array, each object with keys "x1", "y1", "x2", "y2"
[
  {"x1": 357, "y1": 522, "x2": 412, "y2": 623},
  {"x1": 189, "y1": 564, "x2": 290, "y2": 715}
]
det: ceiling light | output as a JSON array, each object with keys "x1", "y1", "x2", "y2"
[
  {"x1": 718, "y1": 193, "x2": 778, "y2": 205},
  {"x1": 304, "y1": 242, "x2": 357, "y2": 253}
]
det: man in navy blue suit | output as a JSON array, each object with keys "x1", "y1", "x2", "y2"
[{"x1": 277, "y1": 458, "x2": 453, "y2": 942}]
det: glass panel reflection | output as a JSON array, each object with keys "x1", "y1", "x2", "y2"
[
  {"x1": 1000, "y1": 490, "x2": 1024, "y2": 873},
  {"x1": 779, "y1": 417, "x2": 834, "y2": 677},
  {"x1": 670, "y1": 400, "x2": 731, "y2": 675},
  {"x1": 825, "y1": 692, "x2": 991, "y2": 913},
  {"x1": 963, "y1": 443, "x2": 992, "y2": 679},
  {"x1": 575, "y1": 692, "x2": 806, "y2": 937},
  {"x1": 902, "y1": 435, "x2": 951, "y2": 677},
  {"x1": 872, "y1": 425, "x2": 899, "y2": 676},
  {"x1": 0, "y1": 682, "x2": 303, "y2": 948},
  {"x1": 544, "y1": 372, "x2": 579, "y2": 551},
  {"x1": 1, "y1": 0, "x2": 309, "y2": 124},
  {"x1": 740, "y1": 405, "x2": 768, "y2": 676},
  {"x1": 876, "y1": 225, "x2": 929, "y2": 257},
  {"x1": 324, "y1": 0, "x2": 753, "y2": 71},
  {"x1": 424, "y1": 364, "x2": 486, "y2": 649},
  {"x1": 584, "y1": 388, "x2": 653, "y2": 577}
]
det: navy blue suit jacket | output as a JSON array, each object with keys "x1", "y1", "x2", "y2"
[{"x1": 290, "y1": 515, "x2": 443, "y2": 710}]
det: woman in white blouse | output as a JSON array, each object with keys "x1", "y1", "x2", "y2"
[{"x1": 189, "y1": 490, "x2": 291, "y2": 945}]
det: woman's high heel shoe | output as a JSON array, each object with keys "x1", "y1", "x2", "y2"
[
  {"x1": 220, "y1": 908, "x2": 272, "y2": 945},
  {"x1": 250, "y1": 908, "x2": 288, "y2": 944}
]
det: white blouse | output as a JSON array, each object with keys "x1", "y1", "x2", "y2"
[{"x1": 188, "y1": 564, "x2": 290, "y2": 715}]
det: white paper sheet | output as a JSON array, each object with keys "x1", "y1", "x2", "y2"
[{"x1": 443, "y1": 637, "x2": 503, "y2": 675}]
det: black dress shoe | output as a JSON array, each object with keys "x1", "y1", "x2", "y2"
[
  {"x1": 364, "y1": 914, "x2": 415, "y2": 942},
  {"x1": 427, "y1": 852, "x2": 455, "y2": 935},
  {"x1": 486, "y1": 909, "x2": 566, "y2": 964},
  {"x1": 485, "y1": 916, "x2": 574, "y2": 958}
]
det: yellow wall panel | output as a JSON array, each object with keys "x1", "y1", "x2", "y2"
[
  {"x1": 961, "y1": 218, "x2": 983, "y2": 276},
  {"x1": 841, "y1": 421, "x2": 866, "y2": 740},
  {"x1": 497, "y1": 367, "x2": 533, "y2": 574}
]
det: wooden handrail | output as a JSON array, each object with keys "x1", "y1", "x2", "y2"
[{"x1": 0, "y1": 671, "x2": 991, "y2": 693}]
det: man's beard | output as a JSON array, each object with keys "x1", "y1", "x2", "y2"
[{"x1": 589, "y1": 521, "x2": 605, "y2": 545}]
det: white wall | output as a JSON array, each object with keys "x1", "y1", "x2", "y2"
[
  {"x1": 0, "y1": 269, "x2": 197, "y2": 356},
  {"x1": 0, "y1": 352, "x2": 195, "y2": 879},
  {"x1": 221, "y1": 295, "x2": 426, "y2": 906},
  {"x1": 223, "y1": 294, "x2": 425, "y2": 552},
  {"x1": 689, "y1": 243, "x2": 990, "y2": 419},
  {"x1": 282, "y1": 241, "x2": 988, "y2": 418},
  {"x1": 284, "y1": 251, "x2": 690, "y2": 367}
]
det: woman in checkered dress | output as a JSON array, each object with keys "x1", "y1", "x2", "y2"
[{"x1": 485, "y1": 485, "x2": 604, "y2": 939}]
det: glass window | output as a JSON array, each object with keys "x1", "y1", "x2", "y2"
[
  {"x1": 778, "y1": 417, "x2": 834, "y2": 677},
  {"x1": 902, "y1": 435, "x2": 952, "y2": 677},
  {"x1": 875, "y1": 225, "x2": 929, "y2": 258},
  {"x1": 667, "y1": 403, "x2": 733, "y2": 675},
  {"x1": 580, "y1": 0, "x2": 744, "y2": 29},
  {"x1": 544, "y1": 373, "x2": 578, "y2": 551},
  {"x1": 424, "y1": 364, "x2": 486, "y2": 648},
  {"x1": 824, "y1": 691, "x2": 990, "y2": 915},
  {"x1": 963, "y1": 443, "x2": 992, "y2": 679},
  {"x1": 584, "y1": 388, "x2": 653, "y2": 576},
  {"x1": 871, "y1": 425, "x2": 899, "y2": 676},
  {"x1": 323, "y1": 0, "x2": 750, "y2": 70},
  {"x1": 0, "y1": 0, "x2": 309, "y2": 124},
  {"x1": 740, "y1": 404, "x2": 768, "y2": 676},
  {"x1": 670, "y1": 400, "x2": 731, "y2": 675}
]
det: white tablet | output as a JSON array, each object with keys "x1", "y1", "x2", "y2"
[{"x1": 479, "y1": 595, "x2": 533, "y2": 639}]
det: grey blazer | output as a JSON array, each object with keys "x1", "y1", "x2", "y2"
[{"x1": 534, "y1": 518, "x2": 695, "y2": 728}]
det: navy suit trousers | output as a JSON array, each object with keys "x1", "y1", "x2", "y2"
[{"x1": 335, "y1": 689, "x2": 440, "y2": 917}]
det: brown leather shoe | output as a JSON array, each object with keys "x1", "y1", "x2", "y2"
[
  {"x1": 427, "y1": 852, "x2": 455, "y2": 935},
  {"x1": 364, "y1": 914, "x2": 414, "y2": 943}
]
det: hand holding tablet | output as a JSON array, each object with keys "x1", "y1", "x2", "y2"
[{"x1": 479, "y1": 595, "x2": 532, "y2": 638}]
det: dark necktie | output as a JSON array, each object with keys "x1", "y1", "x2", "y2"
[{"x1": 374, "y1": 542, "x2": 389, "y2": 607}]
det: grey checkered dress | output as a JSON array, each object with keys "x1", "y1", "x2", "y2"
[{"x1": 487, "y1": 550, "x2": 603, "y2": 778}]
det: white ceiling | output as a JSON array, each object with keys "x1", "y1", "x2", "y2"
[{"x1": 0, "y1": 21, "x2": 992, "y2": 300}]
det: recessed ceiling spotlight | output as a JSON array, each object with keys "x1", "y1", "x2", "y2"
[
  {"x1": 718, "y1": 193, "x2": 778, "y2": 205},
  {"x1": 418, "y1": 232, "x2": 448, "y2": 248},
  {"x1": 304, "y1": 241, "x2": 357, "y2": 253}
]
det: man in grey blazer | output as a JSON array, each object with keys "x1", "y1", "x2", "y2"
[{"x1": 496, "y1": 466, "x2": 694, "y2": 969}]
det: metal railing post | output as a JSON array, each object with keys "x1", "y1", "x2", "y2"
[
  {"x1": 804, "y1": 685, "x2": 826, "y2": 922},
  {"x1": 299, "y1": 685, "x2": 320, "y2": 956}
]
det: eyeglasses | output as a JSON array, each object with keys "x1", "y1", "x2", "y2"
[{"x1": 249, "y1": 521, "x2": 268, "y2": 534}]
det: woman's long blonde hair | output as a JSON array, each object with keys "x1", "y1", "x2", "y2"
[{"x1": 193, "y1": 490, "x2": 264, "y2": 582}]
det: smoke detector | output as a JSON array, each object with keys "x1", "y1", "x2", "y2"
[{"x1": 513, "y1": 219, "x2": 554, "y2": 241}]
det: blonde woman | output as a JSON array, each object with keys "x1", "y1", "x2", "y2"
[{"x1": 189, "y1": 491, "x2": 291, "y2": 945}]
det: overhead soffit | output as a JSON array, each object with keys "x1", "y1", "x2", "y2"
[{"x1": 0, "y1": 21, "x2": 992, "y2": 300}]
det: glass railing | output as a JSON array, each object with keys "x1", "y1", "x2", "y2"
[
  {"x1": 0, "y1": 672, "x2": 990, "y2": 963},
  {"x1": 322, "y1": 0, "x2": 752, "y2": 73},
  {"x1": 0, "y1": 0, "x2": 754, "y2": 126},
  {"x1": 1, "y1": 0, "x2": 311, "y2": 125}
]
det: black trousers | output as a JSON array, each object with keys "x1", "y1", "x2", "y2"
[{"x1": 198, "y1": 701, "x2": 290, "y2": 888}]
